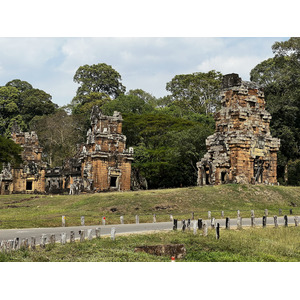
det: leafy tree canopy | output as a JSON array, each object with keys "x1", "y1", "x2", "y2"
[
  {"x1": 166, "y1": 70, "x2": 223, "y2": 115},
  {"x1": 72, "y1": 63, "x2": 126, "y2": 105},
  {"x1": 0, "y1": 80, "x2": 57, "y2": 137}
]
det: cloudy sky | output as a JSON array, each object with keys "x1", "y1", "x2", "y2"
[{"x1": 0, "y1": 37, "x2": 289, "y2": 107}]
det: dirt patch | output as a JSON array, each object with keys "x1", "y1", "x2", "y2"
[
  {"x1": 134, "y1": 244, "x2": 186, "y2": 258},
  {"x1": 154, "y1": 204, "x2": 178, "y2": 211},
  {"x1": 4, "y1": 196, "x2": 40, "y2": 204}
]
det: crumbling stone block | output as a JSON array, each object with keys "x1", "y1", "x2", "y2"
[{"x1": 197, "y1": 73, "x2": 280, "y2": 186}]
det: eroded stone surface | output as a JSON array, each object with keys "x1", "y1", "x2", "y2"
[
  {"x1": 197, "y1": 73, "x2": 280, "y2": 186},
  {"x1": 0, "y1": 107, "x2": 133, "y2": 194}
]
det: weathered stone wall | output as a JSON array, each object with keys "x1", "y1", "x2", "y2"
[
  {"x1": 0, "y1": 107, "x2": 133, "y2": 194},
  {"x1": 197, "y1": 73, "x2": 280, "y2": 186}
]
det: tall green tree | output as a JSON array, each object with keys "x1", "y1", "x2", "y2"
[
  {"x1": 72, "y1": 63, "x2": 126, "y2": 106},
  {"x1": 0, "y1": 81, "x2": 57, "y2": 136},
  {"x1": 166, "y1": 70, "x2": 223, "y2": 115}
]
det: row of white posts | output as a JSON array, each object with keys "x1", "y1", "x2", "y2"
[
  {"x1": 172, "y1": 214, "x2": 299, "y2": 240},
  {"x1": 61, "y1": 208, "x2": 296, "y2": 227},
  {"x1": 0, "y1": 227, "x2": 117, "y2": 253},
  {"x1": 208, "y1": 208, "x2": 294, "y2": 219}
]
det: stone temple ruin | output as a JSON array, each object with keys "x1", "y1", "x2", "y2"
[
  {"x1": 0, "y1": 107, "x2": 133, "y2": 195},
  {"x1": 197, "y1": 73, "x2": 280, "y2": 186}
]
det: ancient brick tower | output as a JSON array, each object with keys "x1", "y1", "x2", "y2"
[
  {"x1": 79, "y1": 106, "x2": 134, "y2": 191},
  {"x1": 197, "y1": 73, "x2": 280, "y2": 185}
]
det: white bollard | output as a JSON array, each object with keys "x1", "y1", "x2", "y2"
[
  {"x1": 87, "y1": 229, "x2": 93, "y2": 240},
  {"x1": 111, "y1": 227, "x2": 116, "y2": 241}
]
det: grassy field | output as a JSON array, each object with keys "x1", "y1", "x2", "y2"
[
  {"x1": 1, "y1": 226, "x2": 300, "y2": 262},
  {"x1": 0, "y1": 184, "x2": 300, "y2": 229}
]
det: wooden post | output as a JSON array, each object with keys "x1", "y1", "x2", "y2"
[
  {"x1": 211, "y1": 217, "x2": 215, "y2": 229},
  {"x1": 262, "y1": 216, "x2": 267, "y2": 227},
  {"x1": 251, "y1": 216, "x2": 255, "y2": 227},
  {"x1": 203, "y1": 221, "x2": 208, "y2": 237},
  {"x1": 216, "y1": 223, "x2": 220, "y2": 240},
  {"x1": 62, "y1": 215, "x2": 66, "y2": 227},
  {"x1": 182, "y1": 220, "x2": 186, "y2": 232},
  {"x1": 237, "y1": 217, "x2": 242, "y2": 229},
  {"x1": 102, "y1": 217, "x2": 106, "y2": 225},
  {"x1": 225, "y1": 217, "x2": 230, "y2": 229},
  {"x1": 13, "y1": 237, "x2": 20, "y2": 250},
  {"x1": 40, "y1": 235, "x2": 47, "y2": 248},
  {"x1": 237, "y1": 210, "x2": 240, "y2": 218},
  {"x1": 61, "y1": 233, "x2": 66, "y2": 245},
  {"x1": 208, "y1": 211, "x2": 211, "y2": 219},
  {"x1": 31, "y1": 237, "x2": 36, "y2": 250},
  {"x1": 274, "y1": 215, "x2": 278, "y2": 227},
  {"x1": 221, "y1": 211, "x2": 224, "y2": 218},
  {"x1": 279, "y1": 209, "x2": 282, "y2": 216},
  {"x1": 193, "y1": 221, "x2": 197, "y2": 235},
  {"x1": 264, "y1": 209, "x2": 268, "y2": 216},
  {"x1": 198, "y1": 218, "x2": 203, "y2": 229},
  {"x1": 79, "y1": 230, "x2": 85, "y2": 242},
  {"x1": 173, "y1": 219, "x2": 178, "y2": 230},
  {"x1": 135, "y1": 215, "x2": 139, "y2": 224},
  {"x1": 251, "y1": 210, "x2": 255, "y2": 218},
  {"x1": 95, "y1": 228, "x2": 101, "y2": 238},
  {"x1": 284, "y1": 215, "x2": 288, "y2": 227},
  {"x1": 87, "y1": 229, "x2": 93, "y2": 240},
  {"x1": 81, "y1": 216, "x2": 85, "y2": 226},
  {"x1": 70, "y1": 231, "x2": 75, "y2": 243},
  {"x1": 153, "y1": 214, "x2": 156, "y2": 223},
  {"x1": 294, "y1": 216, "x2": 298, "y2": 227},
  {"x1": 111, "y1": 227, "x2": 116, "y2": 241},
  {"x1": 120, "y1": 215, "x2": 124, "y2": 224},
  {"x1": 50, "y1": 234, "x2": 55, "y2": 245}
]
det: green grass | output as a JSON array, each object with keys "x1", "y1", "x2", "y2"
[
  {"x1": 1, "y1": 226, "x2": 300, "y2": 262},
  {"x1": 1, "y1": 184, "x2": 300, "y2": 229}
]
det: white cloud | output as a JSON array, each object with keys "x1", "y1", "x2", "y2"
[{"x1": 0, "y1": 37, "x2": 289, "y2": 106}]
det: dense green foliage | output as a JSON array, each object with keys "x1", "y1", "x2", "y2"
[
  {"x1": 0, "y1": 135, "x2": 22, "y2": 169},
  {"x1": 0, "y1": 79, "x2": 57, "y2": 137},
  {"x1": 166, "y1": 70, "x2": 222, "y2": 114},
  {"x1": 250, "y1": 37, "x2": 300, "y2": 184}
]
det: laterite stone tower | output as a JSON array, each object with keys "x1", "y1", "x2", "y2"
[{"x1": 197, "y1": 73, "x2": 280, "y2": 185}]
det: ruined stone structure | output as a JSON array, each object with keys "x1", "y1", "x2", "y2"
[
  {"x1": 0, "y1": 107, "x2": 133, "y2": 194},
  {"x1": 0, "y1": 125, "x2": 46, "y2": 195},
  {"x1": 197, "y1": 73, "x2": 280, "y2": 186}
]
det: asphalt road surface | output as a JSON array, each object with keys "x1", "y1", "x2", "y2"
[{"x1": 0, "y1": 216, "x2": 298, "y2": 244}]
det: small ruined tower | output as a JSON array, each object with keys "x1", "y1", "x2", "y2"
[
  {"x1": 197, "y1": 73, "x2": 280, "y2": 185},
  {"x1": 79, "y1": 106, "x2": 134, "y2": 191}
]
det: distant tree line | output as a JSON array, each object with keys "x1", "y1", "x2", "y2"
[{"x1": 1, "y1": 37, "x2": 299, "y2": 186}]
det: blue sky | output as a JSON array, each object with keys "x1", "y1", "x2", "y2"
[{"x1": 0, "y1": 37, "x2": 289, "y2": 107}]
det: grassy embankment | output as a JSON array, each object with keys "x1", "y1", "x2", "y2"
[
  {"x1": 1, "y1": 184, "x2": 300, "y2": 229},
  {"x1": 1, "y1": 226, "x2": 300, "y2": 262}
]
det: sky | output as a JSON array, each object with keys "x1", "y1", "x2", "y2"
[{"x1": 0, "y1": 37, "x2": 290, "y2": 107}]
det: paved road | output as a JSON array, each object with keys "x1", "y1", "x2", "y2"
[{"x1": 0, "y1": 216, "x2": 298, "y2": 244}]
